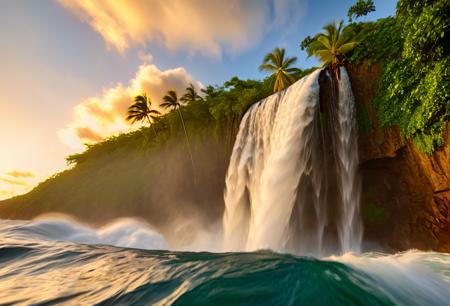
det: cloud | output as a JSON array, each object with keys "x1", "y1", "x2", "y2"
[
  {"x1": 59, "y1": 63, "x2": 202, "y2": 149},
  {"x1": 271, "y1": 0, "x2": 307, "y2": 28},
  {"x1": 0, "y1": 171, "x2": 37, "y2": 200},
  {"x1": 138, "y1": 51, "x2": 153, "y2": 63},
  {"x1": 58, "y1": 0, "x2": 306, "y2": 57},
  {"x1": 6, "y1": 170, "x2": 35, "y2": 178},
  {"x1": 0, "y1": 190, "x2": 15, "y2": 197},
  {"x1": 0, "y1": 177, "x2": 29, "y2": 187}
]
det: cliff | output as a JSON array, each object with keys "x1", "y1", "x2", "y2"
[{"x1": 347, "y1": 63, "x2": 450, "y2": 252}]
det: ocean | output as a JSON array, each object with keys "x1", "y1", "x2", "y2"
[{"x1": 1, "y1": 218, "x2": 449, "y2": 305}]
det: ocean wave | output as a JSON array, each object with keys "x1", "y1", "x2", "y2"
[
  {"x1": 0, "y1": 218, "x2": 449, "y2": 305},
  {"x1": 2, "y1": 216, "x2": 167, "y2": 250}
]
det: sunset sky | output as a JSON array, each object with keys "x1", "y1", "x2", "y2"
[{"x1": 0, "y1": 0, "x2": 396, "y2": 199}]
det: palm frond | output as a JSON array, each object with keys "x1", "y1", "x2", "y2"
[
  {"x1": 160, "y1": 102, "x2": 173, "y2": 109},
  {"x1": 259, "y1": 47, "x2": 300, "y2": 92},
  {"x1": 338, "y1": 42, "x2": 358, "y2": 55},
  {"x1": 317, "y1": 35, "x2": 332, "y2": 50},
  {"x1": 282, "y1": 56, "x2": 297, "y2": 69},
  {"x1": 149, "y1": 109, "x2": 161, "y2": 115},
  {"x1": 259, "y1": 63, "x2": 277, "y2": 72},
  {"x1": 304, "y1": 19, "x2": 357, "y2": 67}
]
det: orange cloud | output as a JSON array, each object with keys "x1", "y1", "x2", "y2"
[
  {"x1": 6, "y1": 170, "x2": 35, "y2": 178},
  {"x1": 0, "y1": 190, "x2": 16, "y2": 199},
  {"x1": 75, "y1": 127, "x2": 103, "y2": 142},
  {"x1": 0, "y1": 177, "x2": 29, "y2": 187},
  {"x1": 59, "y1": 63, "x2": 202, "y2": 149},
  {"x1": 58, "y1": 0, "x2": 306, "y2": 57}
]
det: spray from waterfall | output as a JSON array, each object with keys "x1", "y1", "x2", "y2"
[{"x1": 223, "y1": 67, "x2": 362, "y2": 255}]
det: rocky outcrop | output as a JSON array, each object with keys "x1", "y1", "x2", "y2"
[{"x1": 347, "y1": 63, "x2": 450, "y2": 252}]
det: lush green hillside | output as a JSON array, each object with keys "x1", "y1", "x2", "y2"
[{"x1": 0, "y1": 76, "x2": 279, "y2": 237}]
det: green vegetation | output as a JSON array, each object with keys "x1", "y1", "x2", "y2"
[
  {"x1": 126, "y1": 94, "x2": 161, "y2": 135},
  {"x1": 259, "y1": 47, "x2": 301, "y2": 92},
  {"x1": 373, "y1": 0, "x2": 450, "y2": 153},
  {"x1": 346, "y1": 17, "x2": 403, "y2": 64},
  {"x1": 302, "y1": 21, "x2": 358, "y2": 70},
  {"x1": 65, "y1": 47, "x2": 310, "y2": 172},
  {"x1": 67, "y1": 76, "x2": 274, "y2": 167},
  {"x1": 181, "y1": 83, "x2": 201, "y2": 104},
  {"x1": 161, "y1": 89, "x2": 196, "y2": 182},
  {"x1": 347, "y1": 0, "x2": 375, "y2": 22},
  {"x1": 301, "y1": 0, "x2": 449, "y2": 153}
]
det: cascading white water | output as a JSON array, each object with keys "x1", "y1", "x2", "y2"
[
  {"x1": 223, "y1": 70, "x2": 323, "y2": 252},
  {"x1": 223, "y1": 68, "x2": 362, "y2": 255},
  {"x1": 335, "y1": 67, "x2": 362, "y2": 253}
]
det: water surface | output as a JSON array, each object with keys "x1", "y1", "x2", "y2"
[{"x1": 1, "y1": 219, "x2": 449, "y2": 305}]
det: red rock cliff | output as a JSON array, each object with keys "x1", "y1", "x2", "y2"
[{"x1": 347, "y1": 63, "x2": 450, "y2": 252}]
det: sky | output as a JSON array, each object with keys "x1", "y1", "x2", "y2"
[{"x1": 0, "y1": 0, "x2": 397, "y2": 199}]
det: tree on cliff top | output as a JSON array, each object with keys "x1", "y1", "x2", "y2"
[
  {"x1": 348, "y1": 0, "x2": 376, "y2": 22},
  {"x1": 181, "y1": 83, "x2": 202, "y2": 104},
  {"x1": 303, "y1": 20, "x2": 358, "y2": 70},
  {"x1": 161, "y1": 90, "x2": 196, "y2": 182},
  {"x1": 259, "y1": 47, "x2": 301, "y2": 93},
  {"x1": 127, "y1": 94, "x2": 161, "y2": 135}
]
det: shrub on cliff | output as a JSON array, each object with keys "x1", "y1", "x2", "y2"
[
  {"x1": 374, "y1": 0, "x2": 450, "y2": 153},
  {"x1": 346, "y1": 17, "x2": 403, "y2": 64}
]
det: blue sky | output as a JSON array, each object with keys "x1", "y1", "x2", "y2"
[{"x1": 0, "y1": 0, "x2": 397, "y2": 198}]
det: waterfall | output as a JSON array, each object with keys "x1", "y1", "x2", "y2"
[
  {"x1": 335, "y1": 67, "x2": 362, "y2": 253},
  {"x1": 223, "y1": 68, "x2": 362, "y2": 255}
]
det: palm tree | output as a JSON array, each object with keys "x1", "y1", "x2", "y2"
[
  {"x1": 161, "y1": 90, "x2": 196, "y2": 183},
  {"x1": 180, "y1": 83, "x2": 201, "y2": 104},
  {"x1": 259, "y1": 47, "x2": 301, "y2": 93},
  {"x1": 127, "y1": 94, "x2": 160, "y2": 135},
  {"x1": 305, "y1": 20, "x2": 358, "y2": 70}
]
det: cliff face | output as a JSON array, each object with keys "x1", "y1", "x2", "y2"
[{"x1": 347, "y1": 63, "x2": 450, "y2": 252}]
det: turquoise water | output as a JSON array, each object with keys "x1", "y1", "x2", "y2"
[{"x1": 1, "y1": 219, "x2": 449, "y2": 305}]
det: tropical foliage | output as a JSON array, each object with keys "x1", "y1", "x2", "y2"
[
  {"x1": 161, "y1": 90, "x2": 180, "y2": 110},
  {"x1": 299, "y1": 36, "x2": 313, "y2": 51},
  {"x1": 127, "y1": 94, "x2": 160, "y2": 134},
  {"x1": 161, "y1": 89, "x2": 197, "y2": 182},
  {"x1": 346, "y1": 17, "x2": 403, "y2": 64},
  {"x1": 67, "y1": 76, "x2": 273, "y2": 166},
  {"x1": 299, "y1": 0, "x2": 448, "y2": 153},
  {"x1": 259, "y1": 47, "x2": 301, "y2": 92},
  {"x1": 180, "y1": 84, "x2": 201, "y2": 104},
  {"x1": 374, "y1": 0, "x2": 450, "y2": 153},
  {"x1": 303, "y1": 21, "x2": 358, "y2": 69},
  {"x1": 347, "y1": 0, "x2": 375, "y2": 22}
]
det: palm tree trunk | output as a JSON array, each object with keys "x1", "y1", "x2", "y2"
[
  {"x1": 177, "y1": 106, "x2": 197, "y2": 184},
  {"x1": 146, "y1": 115, "x2": 157, "y2": 136}
]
